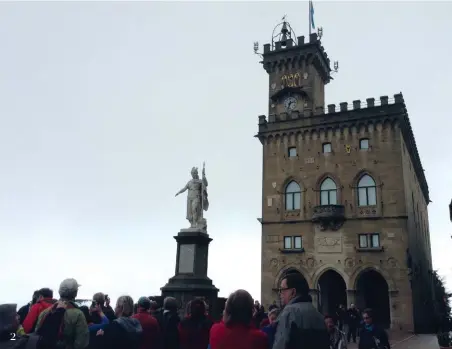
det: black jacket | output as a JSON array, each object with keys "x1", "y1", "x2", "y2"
[
  {"x1": 358, "y1": 325, "x2": 390, "y2": 349},
  {"x1": 155, "y1": 310, "x2": 180, "y2": 349},
  {"x1": 99, "y1": 317, "x2": 143, "y2": 349}
]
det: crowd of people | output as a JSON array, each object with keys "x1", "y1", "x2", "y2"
[{"x1": 0, "y1": 273, "x2": 390, "y2": 349}]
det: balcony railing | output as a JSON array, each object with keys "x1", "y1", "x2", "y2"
[{"x1": 312, "y1": 204, "x2": 346, "y2": 231}]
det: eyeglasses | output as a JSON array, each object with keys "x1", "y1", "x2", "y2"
[{"x1": 278, "y1": 287, "x2": 293, "y2": 293}]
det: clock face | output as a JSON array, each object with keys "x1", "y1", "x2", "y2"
[{"x1": 284, "y1": 96, "x2": 298, "y2": 111}]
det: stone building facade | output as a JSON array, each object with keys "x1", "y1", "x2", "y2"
[{"x1": 256, "y1": 21, "x2": 434, "y2": 332}]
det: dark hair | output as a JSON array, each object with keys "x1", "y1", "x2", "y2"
[
  {"x1": 38, "y1": 288, "x2": 53, "y2": 299},
  {"x1": 150, "y1": 301, "x2": 159, "y2": 312},
  {"x1": 190, "y1": 298, "x2": 206, "y2": 320},
  {"x1": 163, "y1": 297, "x2": 178, "y2": 312},
  {"x1": 93, "y1": 293, "x2": 105, "y2": 305},
  {"x1": 32, "y1": 290, "x2": 40, "y2": 304},
  {"x1": 223, "y1": 290, "x2": 253, "y2": 326},
  {"x1": 363, "y1": 308, "x2": 373, "y2": 318},
  {"x1": 283, "y1": 273, "x2": 309, "y2": 295},
  {"x1": 324, "y1": 314, "x2": 334, "y2": 321},
  {"x1": 133, "y1": 303, "x2": 138, "y2": 314},
  {"x1": 268, "y1": 304, "x2": 278, "y2": 312}
]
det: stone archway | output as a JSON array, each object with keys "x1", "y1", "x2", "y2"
[
  {"x1": 356, "y1": 269, "x2": 390, "y2": 328},
  {"x1": 317, "y1": 269, "x2": 347, "y2": 316}
]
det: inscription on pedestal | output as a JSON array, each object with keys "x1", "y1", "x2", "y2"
[{"x1": 178, "y1": 244, "x2": 195, "y2": 273}]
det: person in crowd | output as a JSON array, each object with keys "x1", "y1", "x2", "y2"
[
  {"x1": 347, "y1": 304, "x2": 360, "y2": 344},
  {"x1": 155, "y1": 297, "x2": 180, "y2": 349},
  {"x1": 356, "y1": 307, "x2": 364, "y2": 337},
  {"x1": 252, "y1": 301, "x2": 266, "y2": 328},
  {"x1": 80, "y1": 305, "x2": 108, "y2": 349},
  {"x1": 17, "y1": 291, "x2": 39, "y2": 325},
  {"x1": 92, "y1": 292, "x2": 116, "y2": 323},
  {"x1": 259, "y1": 304, "x2": 278, "y2": 329},
  {"x1": 358, "y1": 309, "x2": 390, "y2": 349},
  {"x1": 209, "y1": 289, "x2": 268, "y2": 349},
  {"x1": 22, "y1": 287, "x2": 56, "y2": 333},
  {"x1": 261, "y1": 307, "x2": 280, "y2": 348},
  {"x1": 88, "y1": 302, "x2": 110, "y2": 333},
  {"x1": 132, "y1": 297, "x2": 161, "y2": 349},
  {"x1": 0, "y1": 304, "x2": 20, "y2": 349},
  {"x1": 103, "y1": 294, "x2": 116, "y2": 322},
  {"x1": 35, "y1": 278, "x2": 89, "y2": 349},
  {"x1": 133, "y1": 304, "x2": 138, "y2": 315},
  {"x1": 325, "y1": 315, "x2": 347, "y2": 349},
  {"x1": 178, "y1": 298, "x2": 213, "y2": 349},
  {"x1": 96, "y1": 295, "x2": 142, "y2": 349},
  {"x1": 336, "y1": 304, "x2": 347, "y2": 331},
  {"x1": 149, "y1": 301, "x2": 159, "y2": 318},
  {"x1": 273, "y1": 273, "x2": 330, "y2": 349}
]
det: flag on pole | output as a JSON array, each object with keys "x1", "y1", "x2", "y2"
[{"x1": 309, "y1": 0, "x2": 315, "y2": 30}]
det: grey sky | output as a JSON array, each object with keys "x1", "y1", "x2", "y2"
[{"x1": 0, "y1": 1, "x2": 451, "y2": 306}]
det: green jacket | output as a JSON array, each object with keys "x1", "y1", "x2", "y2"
[{"x1": 35, "y1": 301, "x2": 89, "y2": 349}]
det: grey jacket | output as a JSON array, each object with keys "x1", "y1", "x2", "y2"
[{"x1": 272, "y1": 296, "x2": 329, "y2": 349}]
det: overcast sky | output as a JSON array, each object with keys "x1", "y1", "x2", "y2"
[{"x1": 0, "y1": 1, "x2": 451, "y2": 307}]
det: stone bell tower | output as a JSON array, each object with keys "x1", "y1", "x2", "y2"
[{"x1": 258, "y1": 19, "x2": 334, "y2": 119}]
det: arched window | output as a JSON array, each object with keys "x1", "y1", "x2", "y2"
[
  {"x1": 320, "y1": 178, "x2": 337, "y2": 205},
  {"x1": 285, "y1": 181, "x2": 301, "y2": 211},
  {"x1": 357, "y1": 174, "x2": 377, "y2": 206}
]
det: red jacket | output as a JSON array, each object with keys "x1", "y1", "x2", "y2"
[
  {"x1": 209, "y1": 322, "x2": 268, "y2": 349},
  {"x1": 131, "y1": 311, "x2": 161, "y2": 349},
  {"x1": 22, "y1": 298, "x2": 56, "y2": 333},
  {"x1": 178, "y1": 315, "x2": 212, "y2": 349}
]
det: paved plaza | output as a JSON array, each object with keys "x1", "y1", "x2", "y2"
[{"x1": 348, "y1": 334, "x2": 439, "y2": 349}]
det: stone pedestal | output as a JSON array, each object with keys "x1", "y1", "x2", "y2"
[{"x1": 160, "y1": 229, "x2": 219, "y2": 317}]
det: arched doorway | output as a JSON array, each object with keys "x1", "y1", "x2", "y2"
[
  {"x1": 278, "y1": 268, "x2": 310, "y2": 295},
  {"x1": 317, "y1": 270, "x2": 347, "y2": 316},
  {"x1": 356, "y1": 269, "x2": 390, "y2": 328}
]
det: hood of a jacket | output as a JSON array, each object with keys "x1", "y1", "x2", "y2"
[{"x1": 115, "y1": 317, "x2": 143, "y2": 335}]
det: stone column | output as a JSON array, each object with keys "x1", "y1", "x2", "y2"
[
  {"x1": 389, "y1": 290, "x2": 399, "y2": 330},
  {"x1": 309, "y1": 289, "x2": 319, "y2": 310},
  {"x1": 347, "y1": 289, "x2": 356, "y2": 307}
]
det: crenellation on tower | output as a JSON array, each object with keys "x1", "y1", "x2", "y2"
[{"x1": 353, "y1": 100, "x2": 361, "y2": 110}]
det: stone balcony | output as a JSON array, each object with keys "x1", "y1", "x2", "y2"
[{"x1": 311, "y1": 204, "x2": 346, "y2": 231}]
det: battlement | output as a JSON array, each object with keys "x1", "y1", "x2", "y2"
[
  {"x1": 258, "y1": 93, "x2": 405, "y2": 125},
  {"x1": 263, "y1": 32, "x2": 323, "y2": 55},
  {"x1": 261, "y1": 32, "x2": 331, "y2": 84},
  {"x1": 325, "y1": 93, "x2": 404, "y2": 115}
]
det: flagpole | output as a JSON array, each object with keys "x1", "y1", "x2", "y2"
[{"x1": 308, "y1": 0, "x2": 312, "y2": 36}]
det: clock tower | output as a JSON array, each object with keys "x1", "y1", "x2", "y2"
[{"x1": 261, "y1": 20, "x2": 333, "y2": 119}]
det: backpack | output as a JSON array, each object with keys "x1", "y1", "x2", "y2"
[{"x1": 14, "y1": 302, "x2": 74, "y2": 349}]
